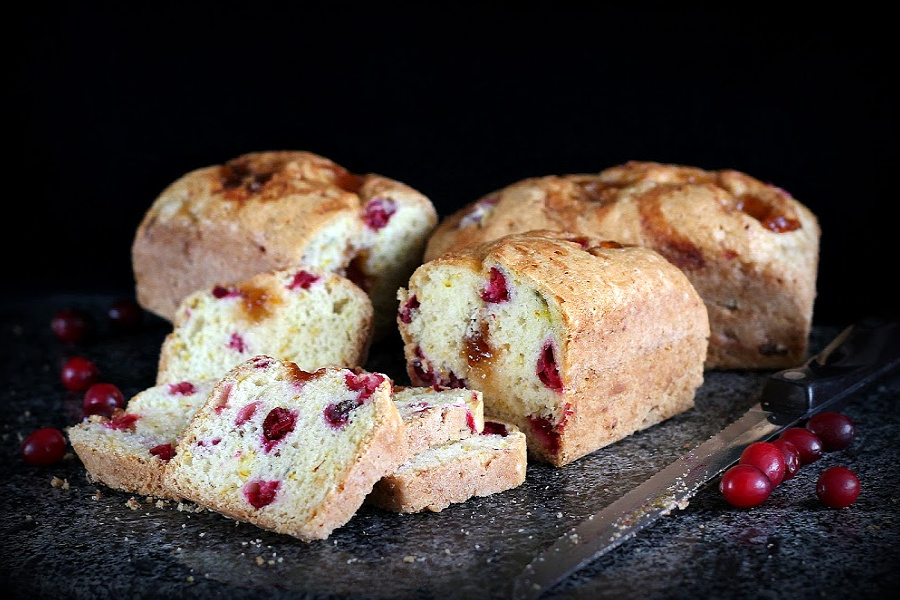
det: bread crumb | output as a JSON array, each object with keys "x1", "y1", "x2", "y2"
[
  {"x1": 403, "y1": 556, "x2": 416, "y2": 563},
  {"x1": 126, "y1": 497, "x2": 141, "y2": 510},
  {"x1": 255, "y1": 556, "x2": 265, "y2": 566},
  {"x1": 50, "y1": 476, "x2": 69, "y2": 489}
]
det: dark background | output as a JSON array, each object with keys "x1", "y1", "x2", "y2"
[{"x1": 12, "y1": 8, "x2": 897, "y2": 326}]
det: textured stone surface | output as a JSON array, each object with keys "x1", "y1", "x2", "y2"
[{"x1": 1, "y1": 294, "x2": 898, "y2": 600}]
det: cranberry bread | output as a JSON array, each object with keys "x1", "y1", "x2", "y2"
[
  {"x1": 424, "y1": 161, "x2": 820, "y2": 370},
  {"x1": 66, "y1": 379, "x2": 216, "y2": 500},
  {"x1": 132, "y1": 150, "x2": 437, "y2": 338},
  {"x1": 398, "y1": 229, "x2": 710, "y2": 467},
  {"x1": 163, "y1": 357, "x2": 406, "y2": 542},
  {"x1": 393, "y1": 385, "x2": 485, "y2": 454},
  {"x1": 367, "y1": 419, "x2": 528, "y2": 513},
  {"x1": 155, "y1": 266, "x2": 372, "y2": 385}
]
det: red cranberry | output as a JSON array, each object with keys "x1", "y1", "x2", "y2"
[
  {"x1": 21, "y1": 428, "x2": 67, "y2": 466},
  {"x1": 235, "y1": 401, "x2": 260, "y2": 426},
  {"x1": 771, "y1": 438, "x2": 801, "y2": 480},
  {"x1": 482, "y1": 421, "x2": 509, "y2": 436},
  {"x1": 288, "y1": 270, "x2": 320, "y2": 290},
  {"x1": 816, "y1": 466, "x2": 860, "y2": 508},
  {"x1": 103, "y1": 412, "x2": 139, "y2": 431},
  {"x1": 107, "y1": 298, "x2": 143, "y2": 332},
  {"x1": 212, "y1": 285, "x2": 240, "y2": 298},
  {"x1": 167, "y1": 381, "x2": 197, "y2": 395},
  {"x1": 778, "y1": 427, "x2": 823, "y2": 465},
  {"x1": 51, "y1": 308, "x2": 94, "y2": 344},
  {"x1": 806, "y1": 412, "x2": 855, "y2": 452},
  {"x1": 60, "y1": 356, "x2": 100, "y2": 392},
  {"x1": 345, "y1": 371, "x2": 386, "y2": 401},
  {"x1": 536, "y1": 343, "x2": 563, "y2": 392},
  {"x1": 481, "y1": 267, "x2": 510, "y2": 303},
  {"x1": 324, "y1": 398, "x2": 361, "y2": 429},
  {"x1": 262, "y1": 407, "x2": 297, "y2": 451},
  {"x1": 720, "y1": 464, "x2": 773, "y2": 508},
  {"x1": 243, "y1": 480, "x2": 280, "y2": 509},
  {"x1": 83, "y1": 383, "x2": 126, "y2": 418},
  {"x1": 362, "y1": 197, "x2": 397, "y2": 231},
  {"x1": 739, "y1": 441, "x2": 786, "y2": 487},
  {"x1": 527, "y1": 414, "x2": 561, "y2": 457},
  {"x1": 149, "y1": 443, "x2": 175, "y2": 461},
  {"x1": 227, "y1": 332, "x2": 247, "y2": 353},
  {"x1": 399, "y1": 295, "x2": 419, "y2": 324}
]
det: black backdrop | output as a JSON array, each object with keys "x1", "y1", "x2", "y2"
[{"x1": 12, "y1": 8, "x2": 897, "y2": 326}]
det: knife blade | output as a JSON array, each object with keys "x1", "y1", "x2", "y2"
[{"x1": 513, "y1": 317, "x2": 900, "y2": 600}]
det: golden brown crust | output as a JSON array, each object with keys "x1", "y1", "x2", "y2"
[{"x1": 424, "y1": 161, "x2": 819, "y2": 370}]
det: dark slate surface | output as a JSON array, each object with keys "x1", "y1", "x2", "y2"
[{"x1": 2, "y1": 294, "x2": 898, "y2": 600}]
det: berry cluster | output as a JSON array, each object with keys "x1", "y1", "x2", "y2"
[
  {"x1": 19, "y1": 299, "x2": 144, "y2": 467},
  {"x1": 720, "y1": 411, "x2": 860, "y2": 509}
]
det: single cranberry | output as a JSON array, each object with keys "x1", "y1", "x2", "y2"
[
  {"x1": 243, "y1": 480, "x2": 280, "y2": 509},
  {"x1": 262, "y1": 407, "x2": 297, "y2": 451},
  {"x1": 362, "y1": 197, "x2": 397, "y2": 231},
  {"x1": 60, "y1": 356, "x2": 100, "y2": 392},
  {"x1": 527, "y1": 414, "x2": 561, "y2": 457},
  {"x1": 481, "y1": 267, "x2": 510, "y2": 303},
  {"x1": 720, "y1": 464, "x2": 773, "y2": 508},
  {"x1": 107, "y1": 298, "x2": 143, "y2": 332},
  {"x1": 482, "y1": 421, "x2": 509, "y2": 436},
  {"x1": 816, "y1": 466, "x2": 861, "y2": 508},
  {"x1": 399, "y1": 295, "x2": 420, "y2": 324},
  {"x1": 103, "y1": 412, "x2": 140, "y2": 431},
  {"x1": 235, "y1": 401, "x2": 261, "y2": 426},
  {"x1": 771, "y1": 438, "x2": 801, "y2": 480},
  {"x1": 324, "y1": 398, "x2": 360, "y2": 429},
  {"x1": 83, "y1": 382, "x2": 126, "y2": 418},
  {"x1": 51, "y1": 308, "x2": 94, "y2": 344},
  {"x1": 345, "y1": 371, "x2": 386, "y2": 401},
  {"x1": 149, "y1": 443, "x2": 175, "y2": 461},
  {"x1": 167, "y1": 381, "x2": 197, "y2": 396},
  {"x1": 227, "y1": 332, "x2": 247, "y2": 353},
  {"x1": 778, "y1": 427, "x2": 824, "y2": 465},
  {"x1": 739, "y1": 441, "x2": 786, "y2": 487},
  {"x1": 536, "y1": 343, "x2": 563, "y2": 392},
  {"x1": 21, "y1": 428, "x2": 67, "y2": 466},
  {"x1": 288, "y1": 270, "x2": 320, "y2": 290},
  {"x1": 806, "y1": 412, "x2": 856, "y2": 452}
]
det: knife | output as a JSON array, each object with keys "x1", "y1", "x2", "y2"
[{"x1": 513, "y1": 317, "x2": 900, "y2": 600}]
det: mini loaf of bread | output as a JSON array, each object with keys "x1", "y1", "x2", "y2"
[
  {"x1": 155, "y1": 266, "x2": 372, "y2": 385},
  {"x1": 398, "y1": 229, "x2": 710, "y2": 467},
  {"x1": 132, "y1": 150, "x2": 437, "y2": 338},
  {"x1": 163, "y1": 357, "x2": 406, "y2": 542},
  {"x1": 392, "y1": 385, "x2": 485, "y2": 454},
  {"x1": 424, "y1": 161, "x2": 819, "y2": 370},
  {"x1": 66, "y1": 379, "x2": 216, "y2": 500},
  {"x1": 367, "y1": 419, "x2": 528, "y2": 513}
]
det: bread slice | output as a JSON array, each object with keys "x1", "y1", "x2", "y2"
[
  {"x1": 163, "y1": 357, "x2": 406, "y2": 542},
  {"x1": 156, "y1": 266, "x2": 372, "y2": 385},
  {"x1": 66, "y1": 379, "x2": 217, "y2": 500},
  {"x1": 367, "y1": 419, "x2": 528, "y2": 513}
]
